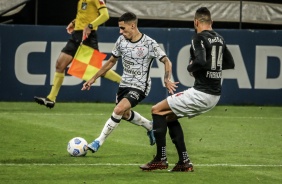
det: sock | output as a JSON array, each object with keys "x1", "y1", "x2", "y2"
[
  {"x1": 167, "y1": 120, "x2": 189, "y2": 162},
  {"x1": 152, "y1": 114, "x2": 167, "y2": 160},
  {"x1": 127, "y1": 110, "x2": 152, "y2": 131},
  {"x1": 47, "y1": 72, "x2": 64, "y2": 102},
  {"x1": 96, "y1": 112, "x2": 121, "y2": 145}
]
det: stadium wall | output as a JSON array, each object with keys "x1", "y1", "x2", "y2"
[{"x1": 0, "y1": 25, "x2": 281, "y2": 105}]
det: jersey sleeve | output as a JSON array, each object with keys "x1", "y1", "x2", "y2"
[
  {"x1": 151, "y1": 39, "x2": 166, "y2": 61},
  {"x1": 187, "y1": 34, "x2": 207, "y2": 72},
  {"x1": 93, "y1": 0, "x2": 107, "y2": 10},
  {"x1": 222, "y1": 45, "x2": 235, "y2": 70},
  {"x1": 112, "y1": 36, "x2": 122, "y2": 58}
]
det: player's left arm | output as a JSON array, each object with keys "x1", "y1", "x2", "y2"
[
  {"x1": 222, "y1": 45, "x2": 235, "y2": 70},
  {"x1": 89, "y1": 7, "x2": 109, "y2": 28},
  {"x1": 160, "y1": 56, "x2": 179, "y2": 94},
  {"x1": 83, "y1": 1, "x2": 109, "y2": 39},
  {"x1": 82, "y1": 56, "x2": 118, "y2": 90}
]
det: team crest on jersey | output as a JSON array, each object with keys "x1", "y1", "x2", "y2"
[
  {"x1": 99, "y1": 0, "x2": 105, "y2": 5},
  {"x1": 136, "y1": 47, "x2": 144, "y2": 57},
  {"x1": 81, "y1": 1, "x2": 87, "y2": 10}
]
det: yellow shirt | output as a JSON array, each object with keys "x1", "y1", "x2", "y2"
[{"x1": 75, "y1": 0, "x2": 107, "y2": 31}]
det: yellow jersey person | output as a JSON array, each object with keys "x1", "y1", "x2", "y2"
[{"x1": 34, "y1": 0, "x2": 109, "y2": 108}]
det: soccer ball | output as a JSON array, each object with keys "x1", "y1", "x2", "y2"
[{"x1": 67, "y1": 137, "x2": 88, "y2": 157}]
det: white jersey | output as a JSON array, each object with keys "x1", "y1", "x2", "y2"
[{"x1": 112, "y1": 34, "x2": 166, "y2": 96}]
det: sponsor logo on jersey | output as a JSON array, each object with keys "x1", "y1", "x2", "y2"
[
  {"x1": 128, "y1": 91, "x2": 140, "y2": 100},
  {"x1": 208, "y1": 37, "x2": 223, "y2": 44},
  {"x1": 124, "y1": 68, "x2": 142, "y2": 75},
  {"x1": 124, "y1": 60, "x2": 134, "y2": 66}
]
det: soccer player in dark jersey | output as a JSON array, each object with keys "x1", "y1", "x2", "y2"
[
  {"x1": 34, "y1": 0, "x2": 109, "y2": 108},
  {"x1": 140, "y1": 7, "x2": 235, "y2": 172},
  {"x1": 81, "y1": 12, "x2": 178, "y2": 153}
]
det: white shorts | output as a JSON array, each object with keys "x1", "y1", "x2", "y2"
[{"x1": 167, "y1": 87, "x2": 220, "y2": 118}]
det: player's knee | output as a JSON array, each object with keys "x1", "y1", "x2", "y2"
[
  {"x1": 55, "y1": 62, "x2": 65, "y2": 72},
  {"x1": 121, "y1": 110, "x2": 131, "y2": 120},
  {"x1": 113, "y1": 105, "x2": 126, "y2": 116},
  {"x1": 151, "y1": 105, "x2": 160, "y2": 115}
]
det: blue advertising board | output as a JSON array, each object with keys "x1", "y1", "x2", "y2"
[{"x1": 0, "y1": 25, "x2": 281, "y2": 105}]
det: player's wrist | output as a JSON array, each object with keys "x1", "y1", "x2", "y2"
[
  {"x1": 164, "y1": 79, "x2": 170, "y2": 83},
  {"x1": 88, "y1": 24, "x2": 93, "y2": 30}
]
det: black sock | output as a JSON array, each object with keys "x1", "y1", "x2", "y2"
[
  {"x1": 167, "y1": 120, "x2": 189, "y2": 162},
  {"x1": 152, "y1": 114, "x2": 167, "y2": 160}
]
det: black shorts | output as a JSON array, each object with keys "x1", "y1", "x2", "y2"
[
  {"x1": 116, "y1": 87, "x2": 146, "y2": 108},
  {"x1": 61, "y1": 30, "x2": 99, "y2": 57}
]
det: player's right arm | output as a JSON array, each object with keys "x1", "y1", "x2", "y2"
[
  {"x1": 81, "y1": 56, "x2": 118, "y2": 90},
  {"x1": 160, "y1": 56, "x2": 179, "y2": 94},
  {"x1": 187, "y1": 35, "x2": 207, "y2": 72},
  {"x1": 66, "y1": 19, "x2": 75, "y2": 34}
]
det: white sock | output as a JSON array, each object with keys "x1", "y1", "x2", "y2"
[
  {"x1": 96, "y1": 112, "x2": 121, "y2": 145},
  {"x1": 128, "y1": 111, "x2": 152, "y2": 131}
]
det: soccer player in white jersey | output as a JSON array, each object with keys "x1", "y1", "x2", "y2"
[{"x1": 81, "y1": 12, "x2": 178, "y2": 153}]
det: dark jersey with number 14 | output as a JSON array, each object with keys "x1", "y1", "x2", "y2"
[{"x1": 188, "y1": 30, "x2": 235, "y2": 95}]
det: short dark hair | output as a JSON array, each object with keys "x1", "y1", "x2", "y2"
[
  {"x1": 119, "y1": 12, "x2": 138, "y2": 23},
  {"x1": 195, "y1": 7, "x2": 212, "y2": 23}
]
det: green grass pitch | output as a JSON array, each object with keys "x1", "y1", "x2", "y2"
[{"x1": 0, "y1": 102, "x2": 281, "y2": 184}]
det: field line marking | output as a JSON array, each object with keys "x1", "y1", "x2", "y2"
[
  {"x1": 0, "y1": 112, "x2": 106, "y2": 116},
  {"x1": 1, "y1": 112, "x2": 282, "y2": 120},
  {"x1": 1, "y1": 163, "x2": 281, "y2": 167},
  {"x1": 204, "y1": 116, "x2": 282, "y2": 120}
]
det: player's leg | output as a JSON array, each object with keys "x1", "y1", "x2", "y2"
[
  {"x1": 167, "y1": 120, "x2": 193, "y2": 172},
  {"x1": 88, "y1": 98, "x2": 131, "y2": 153},
  {"x1": 151, "y1": 99, "x2": 172, "y2": 160},
  {"x1": 120, "y1": 88, "x2": 155, "y2": 145},
  {"x1": 47, "y1": 53, "x2": 72, "y2": 101},
  {"x1": 34, "y1": 36, "x2": 79, "y2": 108},
  {"x1": 87, "y1": 112, "x2": 121, "y2": 153},
  {"x1": 140, "y1": 99, "x2": 172, "y2": 170},
  {"x1": 125, "y1": 110, "x2": 152, "y2": 131},
  {"x1": 34, "y1": 53, "x2": 72, "y2": 108},
  {"x1": 164, "y1": 88, "x2": 220, "y2": 171},
  {"x1": 124, "y1": 109, "x2": 155, "y2": 145}
]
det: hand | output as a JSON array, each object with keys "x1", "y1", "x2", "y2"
[
  {"x1": 81, "y1": 78, "x2": 96, "y2": 91},
  {"x1": 66, "y1": 22, "x2": 74, "y2": 34},
  {"x1": 164, "y1": 80, "x2": 179, "y2": 95},
  {"x1": 82, "y1": 26, "x2": 92, "y2": 40}
]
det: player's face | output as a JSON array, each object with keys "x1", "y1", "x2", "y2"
[{"x1": 119, "y1": 21, "x2": 134, "y2": 40}]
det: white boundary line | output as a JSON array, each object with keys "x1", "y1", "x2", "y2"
[
  {"x1": 1, "y1": 112, "x2": 282, "y2": 120},
  {"x1": 0, "y1": 112, "x2": 106, "y2": 116},
  {"x1": 1, "y1": 163, "x2": 281, "y2": 167}
]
